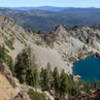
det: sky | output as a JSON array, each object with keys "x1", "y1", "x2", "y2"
[{"x1": 0, "y1": 0, "x2": 100, "y2": 8}]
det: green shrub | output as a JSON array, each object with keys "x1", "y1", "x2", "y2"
[
  {"x1": 68, "y1": 57, "x2": 77, "y2": 62},
  {"x1": 5, "y1": 37, "x2": 15, "y2": 50},
  {"x1": 35, "y1": 40, "x2": 43, "y2": 46},
  {"x1": 28, "y1": 89, "x2": 46, "y2": 100}
]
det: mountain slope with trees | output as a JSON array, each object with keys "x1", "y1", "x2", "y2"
[{"x1": 1, "y1": 14, "x2": 100, "y2": 100}]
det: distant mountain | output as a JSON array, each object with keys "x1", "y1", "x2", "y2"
[
  {"x1": 5, "y1": 6, "x2": 68, "y2": 12},
  {"x1": 0, "y1": 7, "x2": 100, "y2": 32}
]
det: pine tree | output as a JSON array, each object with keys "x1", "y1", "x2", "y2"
[
  {"x1": 60, "y1": 70, "x2": 68, "y2": 97},
  {"x1": 46, "y1": 63, "x2": 53, "y2": 91},
  {"x1": 52, "y1": 67, "x2": 60, "y2": 95},
  {"x1": 93, "y1": 79, "x2": 99, "y2": 90},
  {"x1": 15, "y1": 49, "x2": 29, "y2": 83},
  {"x1": 33, "y1": 68, "x2": 38, "y2": 88},
  {"x1": 0, "y1": 45, "x2": 6, "y2": 61},
  {"x1": 26, "y1": 67, "x2": 38, "y2": 88},
  {"x1": 40, "y1": 68, "x2": 48, "y2": 91},
  {"x1": 26, "y1": 67, "x2": 33, "y2": 86}
]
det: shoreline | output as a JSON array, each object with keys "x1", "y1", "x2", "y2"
[{"x1": 71, "y1": 50, "x2": 100, "y2": 81}]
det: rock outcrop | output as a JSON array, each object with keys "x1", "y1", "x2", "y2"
[
  {"x1": 0, "y1": 61, "x2": 30, "y2": 100},
  {"x1": 70, "y1": 26, "x2": 100, "y2": 50},
  {"x1": 43, "y1": 25, "x2": 70, "y2": 44},
  {"x1": 92, "y1": 23, "x2": 100, "y2": 30},
  {"x1": 14, "y1": 91, "x2": 29, "y2": 100},
  {"x1": 69, "y1": 89, "x2": 100, "y2": 100},
  {"x1": 0, "y1": 62, "x2": 15, "y2": 85}
]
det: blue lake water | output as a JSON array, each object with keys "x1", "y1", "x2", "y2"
[{"x1": 73, "y1": 56, "x2": 100, "y2": 82}]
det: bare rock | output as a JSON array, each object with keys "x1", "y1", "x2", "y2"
[
  {"x1": 14, "y1": 91, "x2": 29, "y2": 100},
  {"x1": 0, "y1": 62, "x2": 16, "y2": 86},
  {"x1": 69, "y1": 89, "x2": 100, "y2": 100},
  {"x1": 43, "y1": 25, "x2": 70, "y2": 44}
]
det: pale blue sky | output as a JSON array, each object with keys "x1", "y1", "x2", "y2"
[{"x1": 0, "y1": 0, "x2": 100, "y2": 8}]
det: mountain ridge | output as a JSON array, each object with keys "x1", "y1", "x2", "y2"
[{"x1": 0, "y1": 7, "x2": 100, "y2": 32}]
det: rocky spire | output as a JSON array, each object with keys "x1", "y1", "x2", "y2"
[
  {"x1": 52, "y1": 25, "x2": 70, "y2": 41},
  {"x1": 43, "y1": 25, "x2": 70, "y2": 44}
]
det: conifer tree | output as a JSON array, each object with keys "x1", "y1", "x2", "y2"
[
  {"x1": 52, "y1": 67, "x2": 60, "y2": 95},
  {"x1": 46, "y1": 63, "x2": 53, "y2": 91},
  {"x1": 15, "y1": 47, "x2": 39, "y2": 87},
  {"x1": 15, "y1": 49, "x2": 29, "y2": 83},
  {"x1": 60, "y1": 70, "x2": 68, "y2": 97},
  {"x1": 40, "y1": 68, "x2": 48, "y2": 91},
  {"x1": 0, "y1": 45, "x2": 6, "y2": 61},
  {"x1": 93, "y1": 79, "x2": 99, "y2": 90}
]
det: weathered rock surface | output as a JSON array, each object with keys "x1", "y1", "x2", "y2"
[
  {"x1": 70, "y1": 26, "x2": 100, "y2": 50},
  {"x1": 0, "y1": 62, "x2": 15, "y2": 85},
  {"x1": 69, "y1": 89, "x2": 100, "y2": 100},
  {"x1": 14, "y1": 91, "x2": 29, "y2": 100},
  {"x1": 43, "y1": 25, "x2": 70, "y2": 44}
]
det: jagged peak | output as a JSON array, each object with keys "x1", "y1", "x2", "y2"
[
  {"x1": 0, "y1": 14, "x2": 14, "y2": 25},
  {"x1": 50, "y1": 24, "x2": 70, "y2": 41},
  {"x1": 51, "y1": 24, "x2": 68, "y2": 34},
  {"x1": 43, "y1": 25, "x2": 70, "y2": 44},
  {"x1": 0, "y1": 14, "x2": 26, "y2": 36},
  {"x1": 55, "y1": 24, "x2": 68, "y2": 30}
]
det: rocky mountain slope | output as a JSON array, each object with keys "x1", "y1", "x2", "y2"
[
  {"x1": 1, "y1": 14, "x2": 100, "y2": 73},
  {"x1": 70, "y1": 26, "x2": 100, "y2": 50},
  {"x1": 1, "y1": 14, "x2": 100, "y2": 100},
  {"x1": 70, "y1": 89, "x2": 100, "y2": 100},
  {"x1": 0, "y1": 15, "x2": 87, "y2": 74}
]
